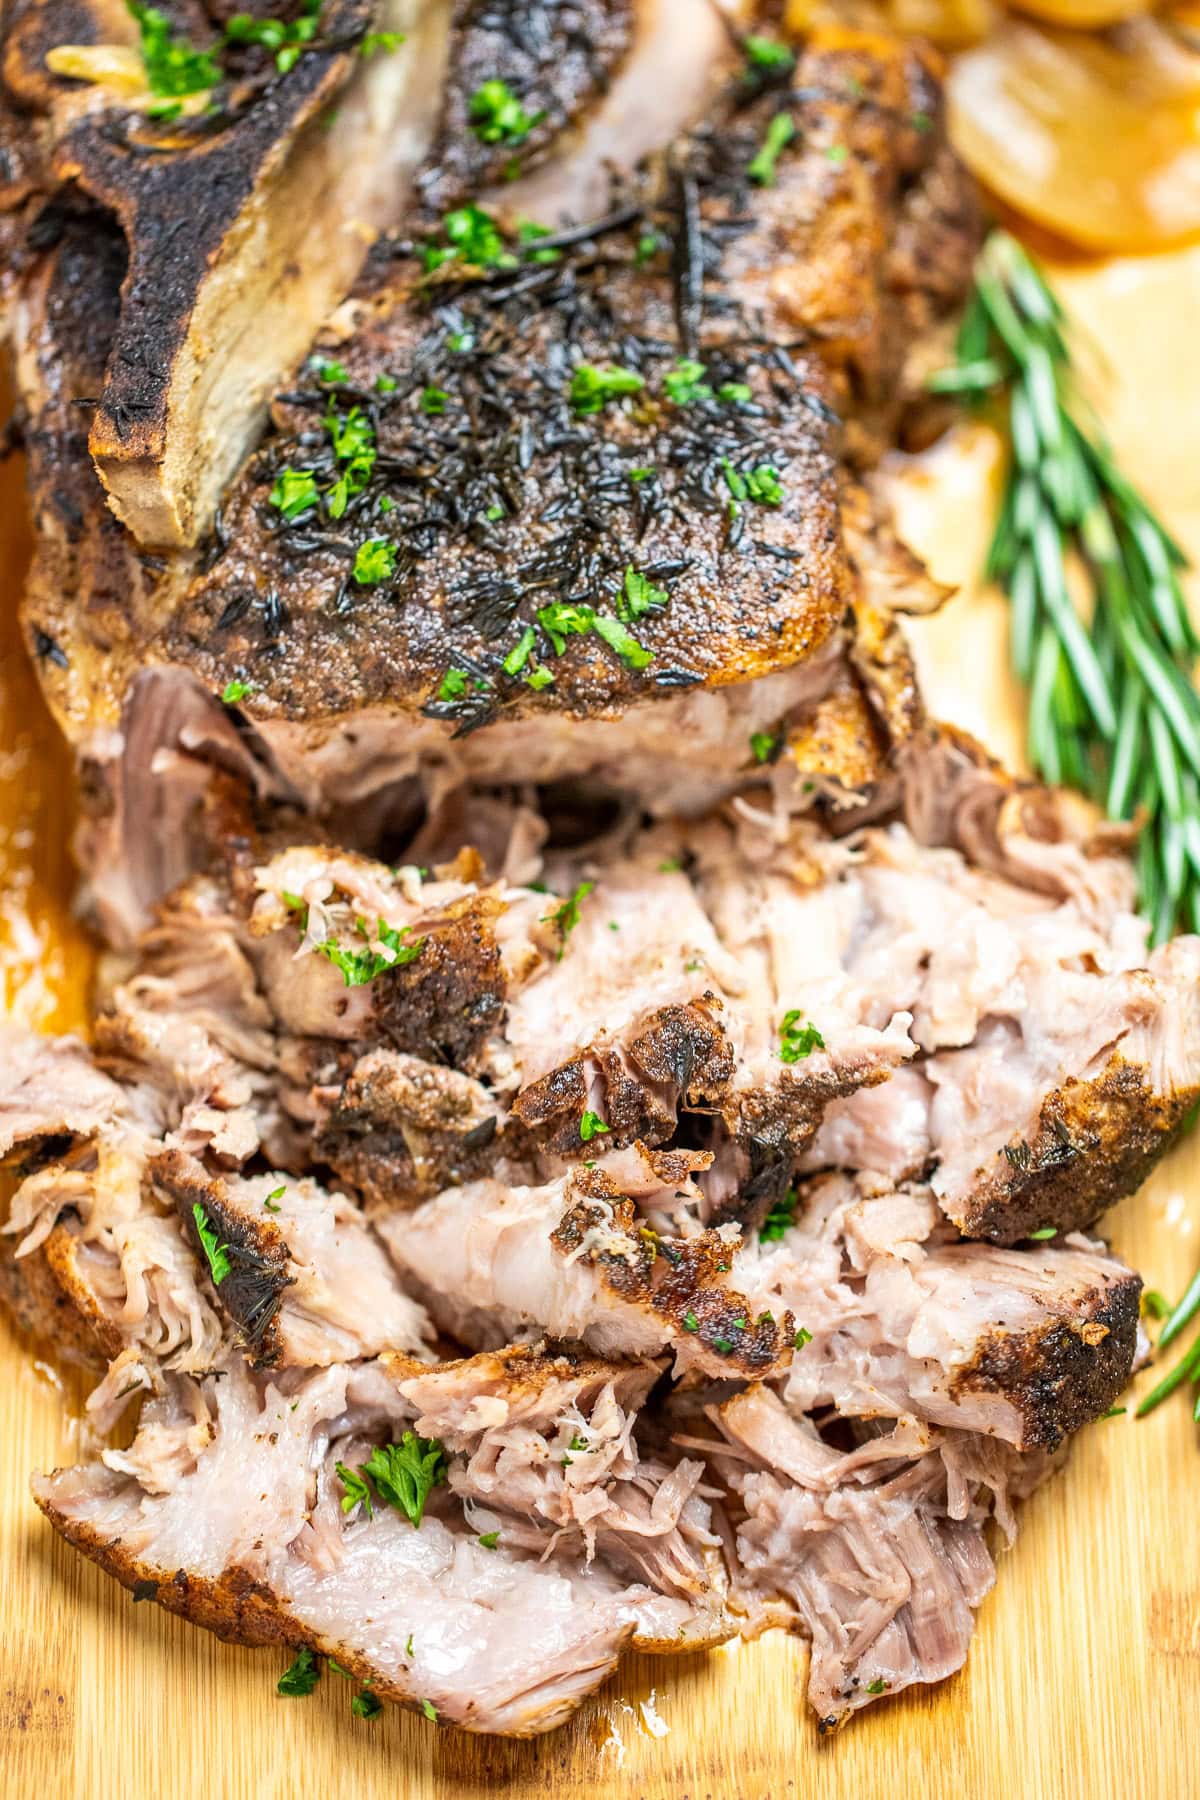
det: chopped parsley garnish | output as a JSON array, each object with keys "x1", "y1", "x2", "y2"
[
  {"x1": 324, "y1": 403, "x2": 376, "y2": 517},
  {"x1": 225, "y1": 0, "x2": 321, "y2": 73},
  {"x1": 351, "y1": 1689, "x2": 383, "y2": 1719},
  {"x1": 352, "y1": 537, "x2": 397, "y2": 585},
  {"x1": 437, "y1": 666, "x2": 489, "y2": 702},
  {"x1": 263, "y1": 1185, "x2": 285, "y2": 1214},
  {"x1": 750, "y1": 731, "x2": 778, "y2": 765},
  {"x1": 911, "y1": 109, "x2": 933, "y2": 133},
  {"x1": 1028, "y1": 1226, "x2": 1058, "y2": 1240},
  {"x1": 363, "y1": 1434, "x2": 447, "y2": 1527},
  {"x1": 779, "y1": 1012, "x2": 825, "y2": 1063},
  {"x1": 683, "y1": 1311, "x2": 700, "y2": 1333},
  {"x1": 663, "y1": 359, "x2": 711, "y2": 406},
  {"x1": 628, "y1": 466, "x2": 656, "y2": 482},
  {"x1": 592, "y1": 612, "x2": 653, "y2": 670},
  {"x1": 448, "y1": 329, "x2": 475, "y2": 352},
  {"x1": 794, "y1": 1326, "x2": 813, "y2": 1349},
  {"x1": 712, "y1": 1335, "x2": 734, "y2": 1355},
  {"x1": 635, "y1": 230, "x2": 660, "y2": 265},
  {"x1": 328, "y1": 1658, "x2": 353, "y2": 1680},
  {"x1": 537, "y1": 600, "x2": 595, "y2": 651},
  {"x1": 503, "y1": 627, "x2": 537, "y2": 676},
  {"x1": 748, "y1": 112, "x2": 795, "y2": 186},
  {"x1": 311, "y1": 357, "x2": 347, "y2": 385},
  {"x1": 375, "y1": 372, "x2": 397, "y2": 394},
  {"x1": 658, "y1": 857, "x2": 682, "y2": 873},
  {"x1": 316, "y1": 918, "x2": 423, "y2": 987},
  {"x1": 269, "y1": 467, "x2": 319, "y2": 519},
  {"x1": 425, "y1": 205, "x2": 515, "y2": 273},
  {"x1": 128, "y1": 2, "x2": 221, "y2": 97},
  {"x1": 277, "y1": 1648, "x2": 320, "y2": 1697},
  {"x1": 361, "y1": 30, "x2": 404, "y2": 56},
  {"x1": 826, "y1": 144, "x2": 849, "y2": 165},
  {"x1": 1143, "y1": 1289, "x2": 1170, "y2": 1320},
  {"x1": 336, "y1": 1462, "x2": 374, "y2": 1517},
  {"x1": 722, "y1": 459, "x2": 784, "y2": 507},
  {"x1": 421, "y1": 385, "x2": 449, "y2": 415},
  {"x1": 542, "y1": 880, "x2": 593, "y2": 955},
  {"x1": 468, "y1": 78, "x2": 544, "y2": 144},
  {"x1": 421, "y1": 1699, "x2": 438, "y2": 1723},
  {"x1": 406, "y1": 1635, "x2": 415, "y2": 1658},
  {"x1": 744, "y1": 34, "x2": 795, "y2": 71},
  {"x1": 220, "y1": 679, "x2": 253, "y2": 706},
  {"x1": 192, "y1": 1202, "x2": 231, "y2": 1286},
  {"x1": 865, "y1": 1677, "x2": 888, "y2": 1695},
  {"x1": 1100, "y1": 1406, "x2": 1127, "y2": 1420},
  {"x1": 579, "y1": 1110, "x2": 610, "y2": 1143},
  {"x1": 484, "y1": 502, "x2": 505, "y2": 521},
  {"x1": 525, "y1": 663, "x2": 554, "y2": 690},
  {"x1": 478, "y1": 1531, "x2": 500, "y2": 1549},
  {"x1": 620, "y1": 567, "x2": 668, "y2": 620},
  {"x1": 517, "y1": 219, "x2": 561, "y2": 263},
  {"x1": 568, "y1": 363, "x2": 645, "y2": 415},
  {"x1": 760, "y1": 1188, "x2": 798, "y2": 1241}
]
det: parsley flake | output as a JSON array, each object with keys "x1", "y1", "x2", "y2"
[
  {"x1": 226, "y1": 1, "x2": 321, "y2": 73},
  {"x1": 620, "y1": 566, "x2": 668, "y2": 620},
  {"x1": 128, "y1": 2, "x2": 220, "y2": 98},
  {"x1": 277, "y1": 1648, "x2": 320, "y2": 1697},
  {"x1": 336, "y1": 1461, "x2": 374, "y2": 1517},
  {"x1": 316, "y1": 918, "x2": 423, "y2": 987},
  {"x1": 663, "y1": 359, "x2": 711, "y2": 405},
  {"x1": 362, "y1": 1434, "x2": 447, "y2": 1527},
  {"x1": 683, "y1": 1311, "x2": 699, "y2": 1333},
  {"x1": 421, "y1": 1699, "x2": 438, "y2": 1723},
  {"x1": 425, "y1": 205, "x2": 515, "y2": 273},
  {"x1": 744, "y1": 34, "x2": 795, "y2": 71},
  {"x1": 542, "y1": 880, "x2": 593, "y2": 955},
  {"x1": 221, "y1": 679, "x2": 253, "y2": 706},
  {"x1": 794, "y1": 1326, "x2": 813, "y2": 1349},
  {"x1": 361, "y1": 30, "x2": 404, "y2": 56},
  {"x1": 263, "y1": 1185, "x2": 285, "y2": 1214},
  {"x1": 748, "y1": 112, "x2": 795, "y2": 185},
  {"x1": 592, "y1": 612, "x2": 653, "y2": 670},
  {"x1": 569, "y1": 363, "x2": 645, "y2": 415},
  {"x1": 468, "y1": 78, "x2": 544, "y2": 144},
  {"x1": 865, "y1": 1677, "x2": 888, "y2": 1695},
  {"x1": 374, "y1": 372, "x2": 397, "y2": 394},
  {"x1": 723, "y1": 458, "x2": 784, "y2": 507},
  {"x1": 750, "y1": 731, "x2": 778, "y2": 765},
  {"x1": 352, "y1": 538, "x2": 397, "y2": 585},
  {"x1": 579, "y1": 1110, "x2": 610, "y2": 1143},
  {"x1": 421, "y1": 385, "x2": 449, "y2": 415},
  {"x1": 478, "y1": 1531, "x2": 500, "y2": 1549},
  {"x1": 192, "y1": 1202, "x2": 231, "y2": 1286},
  {"x1": 779, "y1": 1012, "x2": 824, "y2": 1063},
  {"x1": 352, "y1": 1689, "x2": 383, "y2": 1719},
  {"x1": 1028, "y1": 1226, "x2": 1058, "y2": 1240},
  {"x1": 517, "y1": 219, "x2": 561, "y2": 263},
  {"x1": 269, "y1": 467, "x2": 319, "y2": 519},
  {"x1": 310, "y1": 357, "x2": 347, "y2": 385},
  {"x1": 760, "y1": 1189, "x2": 798, "y2": 1241}
]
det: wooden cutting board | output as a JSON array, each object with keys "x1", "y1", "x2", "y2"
[{"x1": 2, "y1": 244, "x2": 1199, "y2": 1800}]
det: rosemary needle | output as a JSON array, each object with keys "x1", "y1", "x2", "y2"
[{"x1": 931, "y1": 230, "x2": 1200, "y2": 944}]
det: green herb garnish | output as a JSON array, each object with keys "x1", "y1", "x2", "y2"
[
  {"x1": 425, "y1": 205, "x2": 515, "y2": 272},
  {"x1": 468, "y1": 78, "x2": 544, "y2": 144},
  {"x1": 722, "y1": 458, "x2": 784, "y2": 507},
  {"x1": 517, "y1": 220, "x2": 561, "y2": 263},
  {"x1": 747, "y1": 112, "x2": 795, "y2": 186},
  {"x1": 760, "y1": 1188, "x2": 798, "y2": 1241},
  {"x1": 192, "y1": 1202, "x2": 231, "y2": 1285},
  {"x1": 569, "y1": 363, "x2": 645, "y2": 415},
  {"x1": 221, "y1": 679, "x2": 253, "y2": 706},
  {"x1": 1028, "y1": 1226, "x2": 1058, "y2": 1240},
  {"x1": 579, "y1": 1110, "x2": 610, "y2": 1143},
  {"x1": 269, "y1": 467, "x2": 319, "y2": 519},
  {"x1": 542, "y1": 880, "x2": 593, "y2": 954},
  {"x1": 316, "y1": 917, "x2": 423, "y2": 987},
  {"x1": 225, "y1": 0, "x2": 321, "y2": 73},
  {"x1": 663, "y1": 359, "x2": 711, "y2": 406},
  {"x1": 931, "y1": 230, "x2": 1200, "y2": 943},
  {"x1": 750, "y1": 731, "x2": 778, "y2": 765},
  {"x1": 478, "y1": 1531, "x2": 500, "y2": 1549},
  {"x1": 592, "y1": 612, "x2": 653, "y2": 670},
  {"x1": 128, "y1": 1, "x2": 221, "y2": 97},
  {"x1": 351, "y1": 1690, "x2": 383, "y2": 1719},
  {"x1": 363, "y1": 1434, "x2": 447, "y2": 1527},
  {"x1": 778, "y1": 1012, "x2": 824, "y2": 1063},
  {"x1": 421, "y1": 1699, "x2": 438, "y2": 1723},
  {"x1": 352, "y1": 538, "x2": 397, "y2": 585},
  {"x1": 336, "y1": 1462, "x2": 374, "y2": 1517},
  {"x1": 744, "y1": 34, "x2": 796, "y2": 71},
  {"x1": 263, "y1": 1185, "x2": 285, "y2": 1214},
  {"x1": 277, "y1": 1648, "x2": 320, "y2": 1697},
  {"x1": 794, "y1": 1326, "x2": 813, "y2": 1349}
]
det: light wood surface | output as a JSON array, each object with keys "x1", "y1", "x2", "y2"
[{"x1": 2, "y1": 246, "x2": 1200, "y2": 1800}]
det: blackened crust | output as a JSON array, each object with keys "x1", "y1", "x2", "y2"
[
  {"x1": 372, "y1": 895, "x2": 507, "y2": 1068},
  {"x1": 953, "y1": 1269, "x2": 1141, "y2": 1450},
  {"x1": 947, "y1": 1053, "x2": 1200, "y2": 1245}
]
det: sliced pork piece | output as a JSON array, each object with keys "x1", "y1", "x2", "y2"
[
  {"x1": 743, "y1": 1173, "x2": 1139, "y2": 1450},
  {"x1": 150, "y1": 1150, "x2": 434, "y2": 1367},
  {"x1": 705, "y1": 802, "x2": 1200, "y2": 1242},
  {"x1": 5, "y1": 0, "x2": 448, "y2": 546},
  {"x1": 17, "y1": 29, "x2": 977, "y2": 937},
  {"x1": 376, "y1": 1159, "x2": 796, "y2": 1379},
  {"x1": 34, "y1": 1347, "x2": 730, "y2": 1733},
  {"x1": 702, "y1": 1384, "x2": 1058, "y2": 1727}
]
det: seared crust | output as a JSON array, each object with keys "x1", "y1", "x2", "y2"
[
  {"x1": 372, "y1": 894, "x2": 507, "y2": 1067},
  {"x1": 316, "y1": 1048, "x2": 500, "y2": 1208},
  {"x1": 552, "y1": 1166, "x2": 795, "y2": 1378},
  {"x1": 0, "y1": 1226, "x2": 107, "y2": 1367},
  {"x1": 151, "y1": 1148, "x2": 294, "y2": 1361},
  {"x1": 420, "y1": 0, "x2": 634, "y2": 207},
  {"x1": 953, "y1": 1268, "x2": 1141, "y2": 1450},
  {"x1": 947, "y1": 1052, "x2": 1200, "y2": 1246}
]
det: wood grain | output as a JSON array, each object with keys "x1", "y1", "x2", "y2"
[{"x1": 2, "y1": 245, "x2": 1200, "y2": 1800}]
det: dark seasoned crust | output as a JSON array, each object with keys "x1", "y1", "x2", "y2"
[
  {"x1": 151, "y1": 1149, "x2": 294, "y2": 1361},
  {"x1": 0, "y1": 1226, "x2": 107, "y2": 1367},
  {"x1": 315, "y1": 1048, "x2": 501, "y2": 1208},
  {"x1": 372, "y1": 893, "x2": 508, "y2": 1067},
  {"x1": 947, "y1": 1053, "x2": 1200, "y2": 1246},
  {"x1": 952, "y1": 1267, "x2": 1141, "y2": 1450},
  {"x1": 419, "y1": 0, "x2": 634, "y2": 207},
  {"x1": 551, "y1": 1165, "x2": 795, "y2": 1378}
]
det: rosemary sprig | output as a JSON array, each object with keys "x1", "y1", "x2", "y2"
[{"x1": 931, "y1": 230, "x2": 1200, "y2": 944}]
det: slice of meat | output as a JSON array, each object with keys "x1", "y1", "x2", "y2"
[
  {"x1": 33, "y1": 1345, "x2": 731, "y2": 1734},
  {"x1": 701, "y1": 1383, "x2": 1059, "y2": 1727},
  {"x1": 375, "y1": 1159, "x2": 797, "y2": 1380},
  {"x1": 742, "y1": 1172, "x2": 1140, "y2": 1450},
  {"x1": 4, "y1": 0, "x2": 450, "y2": 546},
  {"x1": 709, "y1": 790, "x2": 1200, "y2": 1243},
  {"x1": 15, "y1": 27, "x2": 978, "y2": 936},
  {"x1": 418, "y1": 0, "x2": 634, "y2": 209}
]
